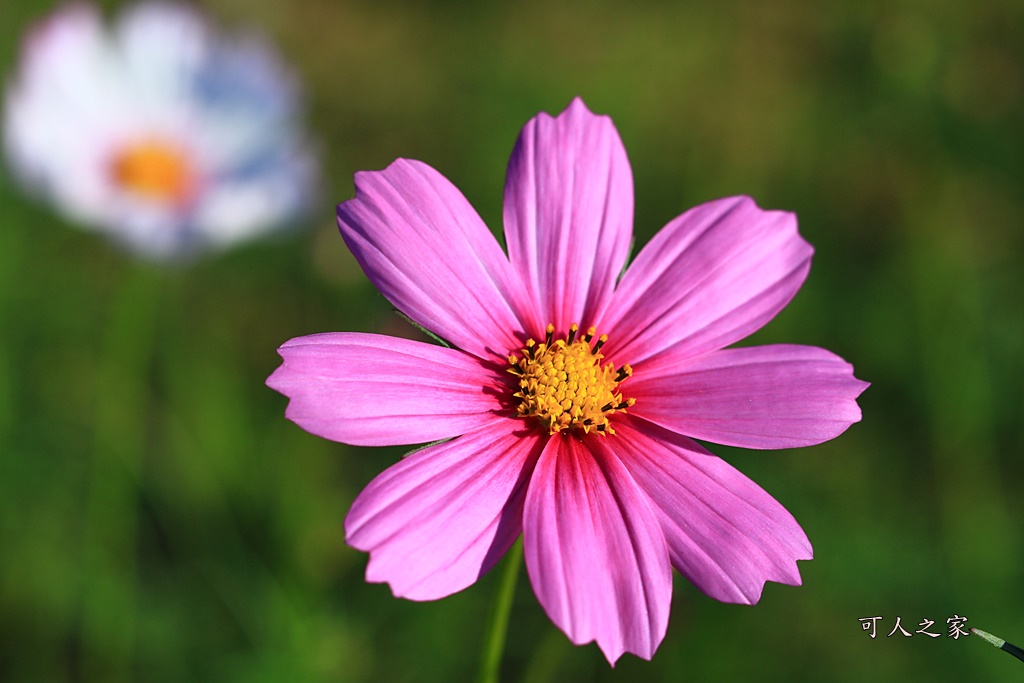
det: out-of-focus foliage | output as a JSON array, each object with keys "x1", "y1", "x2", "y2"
[{"x1": 1, "y1": 0, "x2": 1022, "y2": 681}]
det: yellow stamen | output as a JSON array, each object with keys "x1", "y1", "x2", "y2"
[
  {"x1": 110, "y1": 139, "x2": 194, "y2": 204},
  {"x1": 508, "y1": 323, "x2": 635, "y2": 436}
]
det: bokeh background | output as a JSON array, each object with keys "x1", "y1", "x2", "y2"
[{"x1": 2, "y1": 0, "x2": 1023, "y2": 681}]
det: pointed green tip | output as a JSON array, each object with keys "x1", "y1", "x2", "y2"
[{"x1": 971, "y1": 628, "x2": 1005, "y2": 649}]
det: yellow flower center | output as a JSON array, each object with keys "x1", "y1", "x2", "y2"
[
  {"x1": 508, "y1": 323, "x2": 634, "y2": 436},
  {"x1": 110, "y1": 139, "x2": 195, "y2": 205}
]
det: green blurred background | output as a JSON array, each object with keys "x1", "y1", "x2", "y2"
[{"x1": 2, "y1": 0, "x2": 1023, "y2": 681}]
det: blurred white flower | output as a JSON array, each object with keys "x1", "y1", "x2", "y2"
[{"x1": 4, "y1": 2, "x2": 318, "y2": 260}]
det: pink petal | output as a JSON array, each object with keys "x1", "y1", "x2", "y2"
[
  {"x1": 599, "y1": 196, "x2": 813, "y2": 364},
  {"x1": 503, "y1": 98, "x2": 633, "y2": 332},
  {"x1": 267, "y1": 332, "x2": 508, "y2": 447},
  {"x1": 524, "y1": 434, "x2": 671, "y2": 664},
  {"x1": 613, "y1": 417, "x2": 812, "y2": 604},
  {"x1": 345, "y1": 418, "x2": 544, "y2": 601},
  {"x1": 336, "y1": 159, "x2": 539, "y2": 361},
  {"x1": 629, "y1": 344, "x2": 868, "y2": 449}
]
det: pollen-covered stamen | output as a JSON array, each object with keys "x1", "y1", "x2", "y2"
[{"x1": 507, "y1": 323, "x2": 635, "y2": 436}]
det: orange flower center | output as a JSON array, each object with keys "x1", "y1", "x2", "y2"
[
  {"x1": 508, "y1": 323, "x2": 634, "y2": 436},
  {"x1": 110, "y1": 139, "x2": 195, "y2": 204}
]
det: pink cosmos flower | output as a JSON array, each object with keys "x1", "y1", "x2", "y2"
[{"x1": 267, "y1": 98, "x2": 867, "y2": 664}]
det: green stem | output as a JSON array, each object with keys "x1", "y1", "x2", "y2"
[
  {"x1": 80, "y1": 264, "x2": 164, "y2": 681},
  {"x1": 478, "y1": 538, "x2": 523, "y2": 683}
]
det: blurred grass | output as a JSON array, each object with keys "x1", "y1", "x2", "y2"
[{"x1": 2, "y1": 0, "x2": 1024, "y2": 681}]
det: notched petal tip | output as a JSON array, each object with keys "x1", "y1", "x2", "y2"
[
  {"x1": 567, "y1": 95, "x2": 589, "y2": 110},
  {"x1": 335, "y1": 157, "x2": 413, "y2": 216},
  {"x1": 560, "y1": 97, "x2": 623, "y2": 132},
  {"x1": 264, "y1": 359, "x2": 287, "y2": 392},
  {"x1": 732, "y1": 542, "x2": 814, "y2": 605}
]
